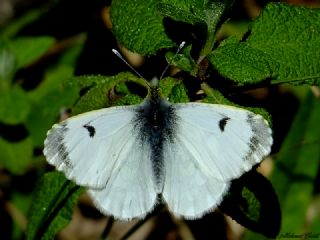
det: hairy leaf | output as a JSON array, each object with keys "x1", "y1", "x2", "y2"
[
  {"x1": 209, "y1": 3, "x2": 320, "y2": 85},
  {"x1": 111, "y1": 0, "x2": 174, "y2": 55}
]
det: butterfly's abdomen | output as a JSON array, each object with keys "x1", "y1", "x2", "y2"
[{"x1": 133, "y1": 97, "x2": 177, "y2": 192}]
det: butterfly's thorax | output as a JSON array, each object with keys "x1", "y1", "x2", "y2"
[{"x1": 133, "y1": 87, "x2": 177, "y2": 192}]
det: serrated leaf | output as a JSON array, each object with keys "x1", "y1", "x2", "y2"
[
  {"x1": 0, "y1": 40, "x2": 16, "y2": 90},
  {"x1": 0, "y1": 86, "x2": 31, "y2": 124},
  {"x1": 26, "y1": 172, "x2": 84, "y2": 240},
  {"x1": 68, "y1": 72, "x2": 144, "y2": 115},
  {"x1": 0, "y1": 137, "x2": 33, "y2": 175},
  {"x1": 69, "y1": 74, "x2": 188, "y2": 115},
  {"x1": 70, "y1": 75, "x2": 116, "y2": 114},
  {"x1": 10, "y1": 36, "x2": 55, "y2": 69},
  {"x1": 208, "y1": 37, "x2": 278, "y2": 84},
  {"x1": 158, "y1": 0, "x2": 227, "y2": 26},
  {"x1": 111, "y1": 0, "x2": 174, "y2": 55},
  {"x1": 157, "y1": 1, "x2": 203, "y2": 24},
  {"x1": 210, "y1": 3, "x2": 320, "y2": 85}
]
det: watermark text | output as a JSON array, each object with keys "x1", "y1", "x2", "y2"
[{"x1": 277, "y1": 232, "x2": 320, "y2": 239}]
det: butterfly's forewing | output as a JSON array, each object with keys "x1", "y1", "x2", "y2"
[
  {"x1": 163, "y1": 138, "x2": 230, "y2": 218},
  {"x1": 44, "y1": 106, "x2": 136, "y2": 188},
  {"x1": 162, "y1": 103, "x2": 272, "y2": 218},
  {"x1": 175, "y1": 103, "x2": 272, "y2": 179}
]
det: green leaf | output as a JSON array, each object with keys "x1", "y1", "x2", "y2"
[
  {"x1": 111, "y1": 0, "x2": 174, "y2": 55},
  {"x1": 113, "y1": 93, "x2": 143, "y2": 106},
  {"x1": 165, "y1": 44, "x2": 197, "y2": 75},
  {"x1": 240, "y1": 186, "x2": 261, "y2": 221},
  {"x1": 201, "y1": 82, "x2": 232, "y2": 105},
  {"x1": 158, "y1": 0, "x2": 230, "y2": 26},
  {"x1": 221, "y1": 171, "x2": 281, "y2": 238},
  {"x1": 208, "y1": 37, "x2": 278, "y2": 84},
  {"x1": 169, "y1": 83, "x2": 189, "y2": 103},
  {"x1": 157, "y1": 0, "x2": 203, "y2": 24},
  {"x1": 10, "y1": 36, "x2": 55, "y2": 69},
  {"x1": 209, "y1": 3, "x2": 320, "y2": 85},
  {"x1": 158, "y1": 0, "x2": 231, "y2": 56},
  {"x1": 25, "y1": 66, "x2": 76, "y2": 147},
  {"x1": 0, "y1": 40, "x2": 16, "y2": 90},
  {"x1": 0, "y1": 86, "x2": 31, "y2": 124},
  {"x1": 268, "y1": 91, "x2": 320, "y2": 233},
  {"x1": 0, "y1": 137, "x2": 33, "y2": 175},
  {"x1": 159, "y1": 77, "x2": 189, "y2": 103},
  {"x1": 218, "y1": 21, "x2": 250, "y2": 40},
  {"x1": 68, "y1": 72, "x2": 145, "y2": 115},
  {"x1": 159, "y1": 77, "x2": 180, "y2": 97},
  {"x1": 27, "y1": 65, "x2": 74, "y2": 102},
  {"x1": 26, "y1": 172, "x2": 84, "y2": 240},
  {"x1": 69, "y1": 74, "x2": 188, "y2": 116}
]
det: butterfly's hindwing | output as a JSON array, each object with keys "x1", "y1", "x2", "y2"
[
  {"x1": 162, "y1": 137, "x2": 230, "y2": 218},
  {"x1": 87, "y1": 131, "x2": 157, "y2": 220}
]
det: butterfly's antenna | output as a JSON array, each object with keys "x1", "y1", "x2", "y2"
[
  {"x1": 112, "y1": 49, "x2": 151, "y2": 88},
  {"x1": 159, "y1": 41, "x2": 186, "y2": 80}
]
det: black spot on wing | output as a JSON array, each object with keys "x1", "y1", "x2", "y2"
[
  {"x1": 219, "y1": 117, "x2": 230, "y2": 132},
  {"x1": 83, "y1": 124, "x2": 96, "y2": 137}
]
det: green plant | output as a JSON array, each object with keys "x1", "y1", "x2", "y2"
[{"x1": 0, "y1": 0, "x2": 319, "y2": 239}]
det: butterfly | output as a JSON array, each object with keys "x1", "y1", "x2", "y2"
[{"x1": 43, "y1": 73, "x2": 272, "y2": 220}]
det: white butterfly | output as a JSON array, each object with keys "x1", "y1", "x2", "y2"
[{"x1": 43, "y1": 76, "x2": 272, "y2": 220}]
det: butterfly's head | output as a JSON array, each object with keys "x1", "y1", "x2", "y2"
[{"x1": 147, "y1": 77, "x2": 164, "y2": 103}]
